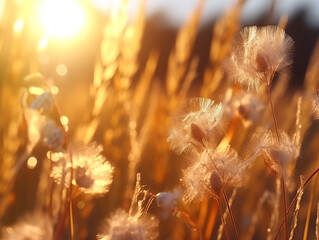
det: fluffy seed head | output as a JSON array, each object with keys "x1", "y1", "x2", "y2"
[
  {"x1": 182, "y1": 147, "x2": 247, "y2": 202},
  {"x1": 1, "y1": 212, "x2": 52, "y2": 240},
  {"x1": 224, "y1": 89, "x2": 265, "y2": 127},
  {"x1": 225, "y1": 25, "x2": 294, "y2": 91},
  {"x1": 168, "y1": 98, "x2": 224, "y2": 154},
  {"x1": 250, "y1": 129, "x2": 298, "y2": 178},
  {"x1": 50, "y1": 142, "x2": 114, "y2": 195},
  {"x1": 97, "y1": 209, "x2": 159, "y2": 240}
]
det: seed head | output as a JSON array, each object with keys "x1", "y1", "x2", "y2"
[
  {"x1": 210, "y1": 171, "x2": 222, "y2": 197},
  {"x1": 225, "y1": 25, "x2": 294, "y2": 91},
  {"x1": 1, "y1": 212, "x2": 52, "y2": 240},
  {"x1": 168, "y1": 98, "x2": 224, "y2": 154},
  {"x1": 182, "y1": 147, "x2": 247, "y2": 203},
  {"x1": 97, "y1": 209, "x2": 159, "y2": 240},
  {"x1": 50, "y1": 142, "x2": 114, "y2": 195},
  {"x1": 250, "y1": 129, "x2": 298, "y2": 178},
  {"x1": 224, "y1": 89, "x2": 265, "y2": 127}
]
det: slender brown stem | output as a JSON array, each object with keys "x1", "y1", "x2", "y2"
[
  {"x1": 267, "y1": 86, "x2": 280, "y2": 142},
  {"x1": 221, "y1": 188, "x2": 239, "y2": 240},
  {"x1": 48, "y1": 151, "x2": 53, "y2": 220},
  {"x1": 54, "y1": 197, "x2": 70, "y2": 240},
  {"x1": 69, "y1": 201, "x2": 74, "y2": 240},
  {"x1": 281, "y1": 177, "x2": 288, "y2": 240},
  {"x1": 218, "y1": 199, "x2": 230, "y2": 240},
  {"x1": 51, "y1": 92, "x2": 74, "y2": 240},
  {"x1": 274, "y1": 167, "x2": 319, "y2": 240},
  {"x1": 302, "y1": 158, "x2": 319, "y2": 240},
  {"x1": 68, "y1": 150, "x2": 74, "y2": 240}
]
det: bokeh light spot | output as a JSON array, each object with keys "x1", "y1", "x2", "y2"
[
  {"x1": 60, "y1": 115, "x2": 69, "y2": 126},
  {"x1": 56, "y1": 64, "x2": 68, "y2": 76},
  {"x1": 13, "y1": 19, "x2": 24, "y2": 33},
  {"x1": 38, "y1": 36, "x2": 49, "y2": 51},
  {"x1": 27, "y1": 157, "x2": 38, "y2": 169}
]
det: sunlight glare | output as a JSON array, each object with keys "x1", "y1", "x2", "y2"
[
  {"x1": 37, "y1": 0, "x2": 86, "y2": 39},
  {"x1": 13, "y1": 19, "x2": 24, "y2": 33}
]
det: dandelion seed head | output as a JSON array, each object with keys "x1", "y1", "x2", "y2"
[
  {"x1": 225, "y1": 25, "x2": 294, "y2": 91},
  {"x1": 224, "y1": 89, "x2": 265, "y2": 127},
  {"x1": 250, "y1": 129, "x2": 298, "y2": 178},
  {"x1": 168, "y1": 98, "x2": 224, "y2": 154},
  {"x1": 182, "y1": 147, "x2": 247, "y2": 203},
  {"x1": 97, "y1": 209, "x2": 159, "y2": 240},
  {"x1": 51, "y1": 142, "x2": 114, "y2": 195},
  {"x1": 1, "y1": 212, "x2": 52, "y2": 240}
]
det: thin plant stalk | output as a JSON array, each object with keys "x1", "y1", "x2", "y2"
[
  {"x1": 51, "y1": 93, "x2": 74, "y2": 240},
  {"x1": 69, "y1": 201, "x2": 74, "y2": 240},
  {"x1": 217, "y1": 199, "x2": 230, "y2": 240},
  {"x1": 221, "y1": 187, "x2": 239, "y2": 240},
  {"x1": 302, "y1": 158, "x2": 319, "y2": 240},
  {"x1": 289, "y1": 176, "x2": 304, "y2": 240},
  {"x1": 48, "y1": 151, "x2": 53, "y2": 220},
  {"x1": 266, "y1": 81, "x2": 288, "y2": 240},
  {"x1": 266, "y1": 85, "x2": 280, "y2": 142},
  {"x1": 274, "y1": 167, "x2": 319, "y2": 240},
  {"x1": 281, "y1": 177, "x2": 288, "y2": 240}
]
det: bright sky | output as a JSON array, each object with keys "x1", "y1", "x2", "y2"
[{"x1": 90, "y1": 0, "x2": 319, "y2": 28}]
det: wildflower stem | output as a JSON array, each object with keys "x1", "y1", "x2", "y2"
[
  {"x1": 221, "y1": 187, "x2": 239, "y2": 240},
  {"x1": 274, "y1": 167, "x2": 319, "y2": 240},
  {"x1": 302, "y1": 157, "x2": 319, "y2": 240},
  {"x1": 48, "y1": 152, "x2": 53, "y2": 220},
  {"x1": 51, "y1": 93, "x2": 74, "y2": 240},
  {"x1": 281, "y1": 177, "x2": 288, "y2": 240},
  {"x1": 267, "y1": 85, "x2": 280, "y2": 142},
  {"x1": 69, "y1": 201, "x2": 74, "y2": 240},
  {"x1": 218, "y1": 199, "x2": 230, "y2": 240}
]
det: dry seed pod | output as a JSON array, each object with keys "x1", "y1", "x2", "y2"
[{"x1": 210, "y1": 171, "x2": 222, "y2": 197}]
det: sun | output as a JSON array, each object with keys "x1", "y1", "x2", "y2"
[{"x1": 37, "y1": 0, "x2": 86, "y2": 39}]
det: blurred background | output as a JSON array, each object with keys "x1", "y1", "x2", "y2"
[{"x1": 1, "y1": 0, "x2": 319, "y2": 239}]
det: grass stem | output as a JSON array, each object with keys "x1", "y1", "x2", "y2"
[
  {"x1": 221, "y1": 187, "x2": 239, "y2": 240},
  {"x1": 267, "y1": 86, "x2": 280, "y2": 142},
  {"x1": 274, "y1": 167, "x2": 319, "y2": 240},
  {"x1": 302, "y1": 158, "x2": 319, "y2": 240},
  {"x1": 281, "y1": 177, "x2": 288, "y2": 240},
  {"x1": 218, "y1": 199, "x2": 230, "y2": 240}
]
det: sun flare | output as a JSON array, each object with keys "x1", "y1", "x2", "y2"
[{"x1": 37, "y1": 0, "x2": 86, "y2": 39}]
